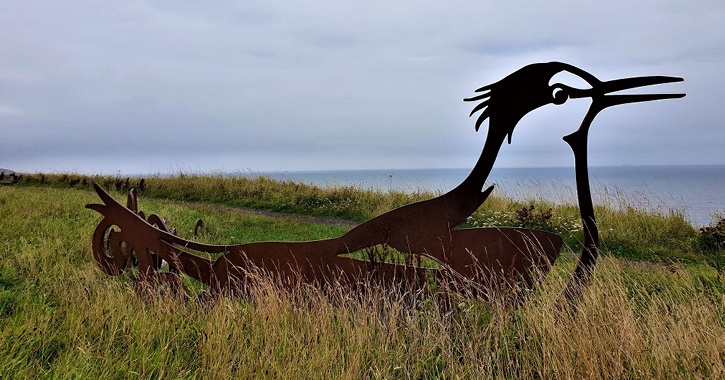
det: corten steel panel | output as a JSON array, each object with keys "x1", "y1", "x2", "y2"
[{"x1": 88, "y1": 184, "x2": 562, "y2": 293}]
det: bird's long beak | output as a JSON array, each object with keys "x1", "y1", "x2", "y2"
[{"x1": 569, "y1": 75, "x2": 685, "y2": 108}]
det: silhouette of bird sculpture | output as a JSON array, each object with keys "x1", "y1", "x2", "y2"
[{"x1": 86, "y1": 62, "x2": 684, "y2": 299}]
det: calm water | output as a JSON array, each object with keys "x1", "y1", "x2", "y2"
[{"x1": 258, "y1": 166, "x2": 725, "y2": 226}]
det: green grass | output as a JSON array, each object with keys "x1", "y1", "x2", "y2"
[
  {"x1": 16, "y1": 172, "x2": 432, "y2": 222},
  {"x1": 1, "y1": 180, "x2": 724, "y2": 378}
]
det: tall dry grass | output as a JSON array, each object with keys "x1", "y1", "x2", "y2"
[{"x1": 1, "y1": 186, "x2": 724, "y2": 378}]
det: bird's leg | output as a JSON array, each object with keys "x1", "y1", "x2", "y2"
[{"x1": 561, "y1": 106, "x2": 602, "y2": 301}]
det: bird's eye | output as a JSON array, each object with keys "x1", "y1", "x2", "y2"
[{"x1": 551, "y1": 86, "x2": 568, "y2": 105}]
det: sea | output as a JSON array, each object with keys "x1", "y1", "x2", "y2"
[{"x1": 254, "y1": 165, "x2": 725, "y2": 227}]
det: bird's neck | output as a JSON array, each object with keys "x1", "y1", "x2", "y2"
[{"x1": 452, "y1": 129, "x2": 506, "y2": 195}]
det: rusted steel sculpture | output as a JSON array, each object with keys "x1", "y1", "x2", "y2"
[{"x1": 87, "y1": 62, "x2": 684, "y2": 297}]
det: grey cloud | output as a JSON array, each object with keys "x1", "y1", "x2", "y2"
[
  {"x1": 460, "y1": 39, "x2": 584, "y2": 56},
  {"x1": 0, "y1": 0, "x2": 723, "y2": 174}
]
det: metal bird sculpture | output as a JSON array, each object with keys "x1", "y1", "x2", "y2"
[{"x1": 86, "y1": 62, "x2": 684, "y2": 299}]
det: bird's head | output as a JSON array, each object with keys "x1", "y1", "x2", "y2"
[{"x1": 464, "y1": 62, "x2": 685, "y2": 144}]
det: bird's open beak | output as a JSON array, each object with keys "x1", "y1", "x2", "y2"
[{"x1": 569, "y1": 75, "x2": 685, "y2": 108}]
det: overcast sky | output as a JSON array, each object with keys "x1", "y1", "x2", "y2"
[{"x1": 1, "y1": 0, "x2": 723, "y2": 174}]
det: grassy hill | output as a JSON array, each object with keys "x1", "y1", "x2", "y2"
[
  {"x1": 14, "y1": 172, "x2": 711, "y2": 265},
  {"x1": 1, "y1": 177, "x2": 724, "y2": 378}
]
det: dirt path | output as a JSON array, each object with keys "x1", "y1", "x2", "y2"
[{"x1": 155, "y1": 198, "x2": 360, "y2": 228}]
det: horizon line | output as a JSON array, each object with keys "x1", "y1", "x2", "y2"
[{"x1": 5, "y1": 163, "x2": 725, "y2": 177}]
